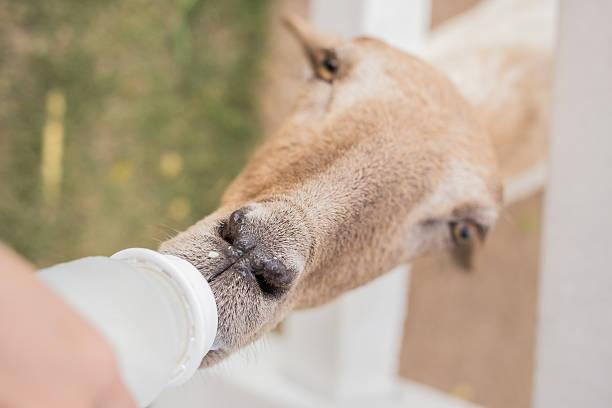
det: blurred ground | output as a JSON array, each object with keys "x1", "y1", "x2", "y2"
[{"x1": 0, "y1": 0, "x2": 269, "y2": 266}]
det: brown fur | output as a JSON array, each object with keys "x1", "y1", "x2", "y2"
[
  {"x1": 431, "y1": 46, "x2": 552, "y2": 179},
  {"x1": 160, "y1": 17, "x2": 502, "y2": 367}
]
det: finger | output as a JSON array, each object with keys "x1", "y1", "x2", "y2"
[{"x1": 96, "y1": 381, "x2": 138, "y2": 408}]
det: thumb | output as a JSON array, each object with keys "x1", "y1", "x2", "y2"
[{"x1": 96, "y1": 380, "x2": 138, "y2": 408}]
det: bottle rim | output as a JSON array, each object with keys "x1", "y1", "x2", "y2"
[{"x1": 111, "y1": 248, "x2": 218, "y2": 387}]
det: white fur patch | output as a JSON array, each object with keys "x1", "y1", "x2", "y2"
[
  {"x1": 408, "y1": 160, "x2": 498, "y2": 226},
  {"x1": 424, "y1": 0, "x2": 556, "y2": 105}
]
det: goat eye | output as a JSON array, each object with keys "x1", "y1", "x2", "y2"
[
  {"x1": 322, "y1": 57, "x2": 338, "y2": 73},
  {"x1": 316, "y1": 49, "x2": 339, "y2": 82},
  {"x1": 450, "y1": 221, "x2": 477, "y2": 245}
]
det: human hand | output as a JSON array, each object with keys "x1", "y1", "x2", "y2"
[{"x1": 0, "y1": 243, "x2": 137, "y2": 408}]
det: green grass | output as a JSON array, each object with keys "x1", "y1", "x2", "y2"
[{"x1": 0, "y1": 0, "x2": 270, "y2": 267}]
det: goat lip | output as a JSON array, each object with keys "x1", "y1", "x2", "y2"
[
  {"x1": 206, "y1": 263, "x2": 231, "y2": 284},
  {"x1": 206, "y1": 244, "x2": 256, "y2": 284}
]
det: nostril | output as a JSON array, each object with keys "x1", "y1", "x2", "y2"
[
  {"x1": 229, "y1": 208, "x2": 247, "y2": 237},
  {"x1": 262, "y1": 258, "x2": 293, "y2": 288},
  {"x1": 218, "y1": 220, "x2": 231, "y2": 244},
  {"x1": 250, "y1": 252, "x2": 295, "y2": 297},
  {"x1": 220, "y1": 208, "x2": 246, "y2": 244},
  {"x1": 220, "y1": 207, "x2": 256, "y2": 253},
  {"x1": 253, "y1": 273, "x2": 277, "y2": 296},
  {"x1": 229, "y1": 208, "x2": 245, "y2": 227}
]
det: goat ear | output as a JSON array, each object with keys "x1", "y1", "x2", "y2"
[{"x1": 283, "y1": 14, "x2": 343, "y2": 81}]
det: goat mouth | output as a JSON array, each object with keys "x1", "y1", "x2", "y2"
[{"x1": 206, "y1": 243, "x2": 256, "y2": 284}]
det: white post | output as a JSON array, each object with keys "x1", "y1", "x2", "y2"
[
  {"x1": 279, "y1": 0, "x2": 428, "y2": 402},
  {"x1": 281, "y1": 265, "x2": 410, "y2": 401},
  {"x1": 532, "y1": 1, "x2": 612, "y2": 407},
  {"x1": 310, "y1": 0, "x2": 431, "y2": 54}
]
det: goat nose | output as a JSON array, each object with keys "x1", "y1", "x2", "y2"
[{"x1": 218, "y1": 205, "x2": 298, "y2": 296}]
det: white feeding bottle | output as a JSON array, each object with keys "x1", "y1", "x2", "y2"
[{"x1": 37, "y1": 248, "x2": 218, "y2": 407}]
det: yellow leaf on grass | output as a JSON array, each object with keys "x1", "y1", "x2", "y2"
[
  {"x1": 168, "y1": 197, "x2": 191, "y2": 221},
  {"x1": 159, "y1": 151, "x2": 183, "y2": 179}
]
